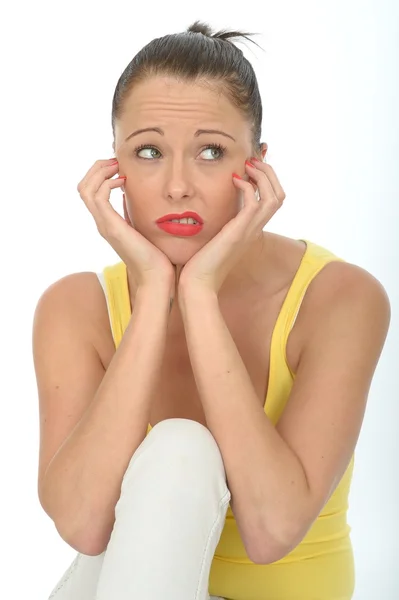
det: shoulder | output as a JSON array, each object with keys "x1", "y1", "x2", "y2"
[
  {"x1": 35, "y1": 271, "x2": 104, "y2": 313},
  {"x1": 307, "y1": 259, "x2": 390, "y2": 310},
  {"x1": 34, "y1": 271, "x2": 111, "y2": 350},
  {"x1": 299, "y1": 260, "x2": 391, "y2": 357}
]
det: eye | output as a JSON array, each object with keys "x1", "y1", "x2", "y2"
[
  {"x1": 134, "y1": 145, "x2": 161, "y2": 160},
  {"x1": 133, "y1": 143, "x2": 227, "y2": 161},
  {"x1": 200, "y1": 143, "x2": 227, "y2": 161}
]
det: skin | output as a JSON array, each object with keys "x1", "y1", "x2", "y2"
[{"x1": 112, "y1": 75, "x2": 271, "y2": 327}]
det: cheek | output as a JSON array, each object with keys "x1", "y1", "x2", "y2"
[
  {"x1": 219, "y1": 193, "x2": 242, "y2": 220},
  {"x1": 123, "y1": 194, "x2": 145, "y2": 226},
  {"x1": 212, "y1": 179, "x2": 242, "y2": 209}
]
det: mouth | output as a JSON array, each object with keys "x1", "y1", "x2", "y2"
[
  {"x1": 155, "y1": 211, "x2": 204, "y2": 225},
  {"x1": 155, "y1": 219, "x2": 204, "y2": 237}
]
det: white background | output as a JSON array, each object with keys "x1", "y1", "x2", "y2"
[{"x1": 1, "y1": 1, "x2": 398, "y2": 598}]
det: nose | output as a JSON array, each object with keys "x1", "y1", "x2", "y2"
[{"x1": 165, "y1": 159, "x2": 195, "y2": 201}]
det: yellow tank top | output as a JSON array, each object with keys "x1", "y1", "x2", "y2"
[{"x1": 100, "y1": 239, "x2": 355, "y2": 600}]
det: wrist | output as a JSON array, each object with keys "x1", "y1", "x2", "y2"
[
  {"x1": 135, "y1": 282, "x2": 172, "y2": 309},
  {"x1": 178, "y1": 283, "x2": 218, "y2": 315}
]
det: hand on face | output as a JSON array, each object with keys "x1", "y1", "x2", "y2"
[{"x1": 177, "y1": 155, "x2": 286, "y2": 295}]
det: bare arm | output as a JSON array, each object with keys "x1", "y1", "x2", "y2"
[{"x1": 39, "y1": 283, "x2": 171, "y2": 555}]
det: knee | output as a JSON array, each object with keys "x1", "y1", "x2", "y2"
[
  {"x1": 149, "y1": 418, "x2": 221, "y2": 459},
  {"x1": 121, "y1": 418, "x2": 228, "y2": 491},
  {"x1": 114, "y1": 419, "x2": 231, "y2": 528}
]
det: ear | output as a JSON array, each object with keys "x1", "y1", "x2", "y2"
[
  {"x1": 122, "y1": 194, "x2": 133, "y2": 226},
  {"x1": 260, "y1": 142, "x2": 268, "y2": 161}
]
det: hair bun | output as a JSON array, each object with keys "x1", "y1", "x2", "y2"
[
  {"x1": 187, "y1": 20, "x2": 213, "y2": 37},
  {"x1": 186, "y1": 20, "x2": 259, "y2": 48}
]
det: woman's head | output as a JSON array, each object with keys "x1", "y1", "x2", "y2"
[{"x1": 112, "y1": 20, "x2": 268, "y2": 267}]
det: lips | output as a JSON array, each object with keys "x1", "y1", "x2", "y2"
[
  {"x1": 155, "y1": 211, "x2": 204, "y2": 224},
  {"x1": 156, "y1": 220, "x2": 203, "y2": 237}
]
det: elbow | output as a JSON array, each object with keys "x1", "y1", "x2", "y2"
[
  {"x1": 38, "y1": 478, "x2": 113, "y2": 556},
  {"x1": 236, "y1": 509, "x2": 292, "y2": 565},
  {"x1": 245, "y1": 522, "x2": 306, "y2": 565},
  {"x1": 54, "y1": 517, "x2": 111, "y2": 557},
  {"x1": 60, "y1": 525, "x2": 108, "y2": 557},
  {"x1": 246, "y1": 537, "x2": 290, "y2": 565},
  {"x1": 244, "y1": 527, "x2": 291, "y2": 565},
  {"x1": 67, "y1": 534, "x2": 102, "y2": 557}
]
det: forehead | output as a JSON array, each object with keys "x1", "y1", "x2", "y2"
[{"x1": 119, "y1": 76, "x2": 245, "y2": 128}]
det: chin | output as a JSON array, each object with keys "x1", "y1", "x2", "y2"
[
  {"x1": 149, "y1": 231, "x2": 202, "y2": 260},
  {"x1": 163, "y1": 249, "x2": 197, "y2": 267}
]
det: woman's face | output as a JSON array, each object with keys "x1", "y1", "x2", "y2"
[{"x1": 113, "y1": 76, "x2": 265, "y2": 267}]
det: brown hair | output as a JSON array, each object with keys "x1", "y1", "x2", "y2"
[{"x1": 111, "y1": 20, "x2": 265, "y2": 154}]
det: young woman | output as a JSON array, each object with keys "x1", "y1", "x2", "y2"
[{"x1": 33, "y1": 20, "x2": 391, "y2": 600}]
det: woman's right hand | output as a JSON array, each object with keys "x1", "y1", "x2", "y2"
[{"x1": 77, "y1": 158, "x2": 176, "y2": 296}]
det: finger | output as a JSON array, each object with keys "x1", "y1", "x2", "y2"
[
  {"x1": 78, "y1": 167, "x2": 125, "y2": 236},
  {"x1": 79, "y1": 164, "x2": 122, "y2": 218},
  {"x1": 232, "y1": 174, "x2": 260, "y2": 209},
  {"x1": 244, "y1": 161, "x2": 277, "y2": 202},
  {"x1": 77, "y1": 158, "x2": 118, "y2": 192},
  {"x1": 244, "y1": 161, "x2": 283, "y2": 205},
  {"x1": 84, "y1": 173, "x2": 125, "y2": 220},
  {"x1": 80, "y1": 163, "x2": 121, "y2": 199},
  {"x1": 89, "y1": 178, "x2": 127, "y2": 240},
  {"x1": 248, "y1": 175, "x2": 258, "y2": 194},
  {"x1": 233, "y1": 170, "x2": 281, "y2": 237},
  {"x1": 249, "y1": 160, "x2": 286, "y2": 202}
]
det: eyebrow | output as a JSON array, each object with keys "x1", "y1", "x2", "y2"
[{"x1": 124, "y1": 127, "x2": 236, "y2": 143}]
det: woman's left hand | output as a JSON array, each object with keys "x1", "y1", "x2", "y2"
[{"x1": 178, "y1": 158, "x2": 286, "y2": 296}]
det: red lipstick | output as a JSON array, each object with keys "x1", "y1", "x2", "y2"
[
  {"x1": 155, "y1": 211, "x2": 204, "y2": 224},
  {"x1": 155, "y1": 211, "x2": 204, "y2": 237}
]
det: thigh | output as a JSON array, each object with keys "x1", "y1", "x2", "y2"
[
  {"x1": 48, "y1": 554, "x2": 227, "y2": 600},
  {"x1": 48, "y1": 552, "x2": 106, "y2": 599}
]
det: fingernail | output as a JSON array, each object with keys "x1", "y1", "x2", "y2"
[
  {"x1": 233, "y1": 173, "x2": 242, "y2": 179},
  {"x1": 110, "y1": 159, "x2": 118, "y2": 164}
]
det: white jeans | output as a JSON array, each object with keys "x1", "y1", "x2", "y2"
[{"x1": 47, "y1": 418, "x2": 231, "y2": 600}]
